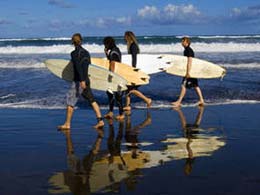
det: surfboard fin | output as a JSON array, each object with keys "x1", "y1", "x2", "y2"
[
  {"x1": 220, "y1": 70, "x2": 227, "y2": 81},
  {"x1": 133, "y1": 68, "x2": 140, "y2": 72},
  {"x1": 166, "y1": 61, "x2": 171, "y2": 64},
  {"x1": 159, "y1": 68, "x2": 166, "y2": 71},
  {"x1": 157, "y1": 55, "x2": 166, "y2": 59},
  {"x1": 141, "y1": 77, "x2": 148, "y2": 81},
  {"x1": 108, "y1": 74, "x2": 113, "y2": 82},
  {"x1": 107, "y1": 88, "x2": 113, "y2": 94}
]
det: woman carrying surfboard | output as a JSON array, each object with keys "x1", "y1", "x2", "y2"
[
  {"x1": 58, "y1": 33, "x2": 104, "y2": 129},
  {"x1": 123, "y1": 31, "x2": 152, "y2": 111},
  {"x1": 172, "y1": 37, "x2": 205, "y2": 107},
  {"x1": 103, "y1": 36, "x2": 125, "y2": 120}
]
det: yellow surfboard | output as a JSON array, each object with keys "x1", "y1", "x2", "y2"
[{"x1": 91, "y1": 58, "x2": 150, "y2": 86}]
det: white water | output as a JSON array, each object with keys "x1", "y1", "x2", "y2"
[
  {"x1": 1, "y1": 42, "x2": 260, "y2": 54},
  {"x1": 0, "y1": 99, "x2": 259, "y2": 110}
]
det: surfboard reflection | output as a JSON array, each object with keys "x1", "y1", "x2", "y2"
[
  {"x1": 48, "y1": 109, "x2": 226, "y2": 194},
  {"x1": 48, "y1": 112, "x2": 152, "y2": 194},
  {"x1": 162, "y1": 106, "x2": 226, "y2": 175}
]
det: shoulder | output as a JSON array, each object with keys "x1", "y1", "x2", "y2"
[
  {"x1": 184, "y1": 46, "x2": 194, "y2": 57},
  {"x1": 71, "y1": 49, "x2": 77, "y2": 57},
  {"x1": 110, "y1": 47, "x2": 121, "y2": 55},
  {"x1": 130, "y1": 42, "x2": 139, "y2": 52}
]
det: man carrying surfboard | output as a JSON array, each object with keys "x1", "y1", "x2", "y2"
[
  {"x1": 172, "y1": 37, "x2": 205, "y2": 107},
  {"x1": 123, "y1": 31, "x2": 152, "y2": 111},
  {"x1": 103, "y1": 36, "x2": 125, "y2": 120},
  {"x1": 58, "y1": 33, "x2": 104, "y2": 129}
]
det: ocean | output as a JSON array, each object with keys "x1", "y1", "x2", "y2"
[{"x1": 0, "y1": 35, "x2": 260, "y2": 109}]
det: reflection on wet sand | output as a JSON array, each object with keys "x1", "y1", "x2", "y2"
[
  {"x1": 48, "y1": 108, "x2": 226, "y2": 194},
  {"x1": 48, "y1": 112, "x2": 151, "y2": 194},
  {"x1": 48, "y1": 128, "x2": 104, "y2": 194},
  {"x1": 133, "y1": 107, "x2": 226, "y2": 170},
  {"x1": 162, "y1": 107, "x2": 226, "y2": 175}
]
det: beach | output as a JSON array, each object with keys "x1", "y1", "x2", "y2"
[
  {"x1": 0, "y1": 35, "x2": 260, "y2": 194},
  {"x1": 0, "y1": 104, "x2": 259, "y2": 195}
]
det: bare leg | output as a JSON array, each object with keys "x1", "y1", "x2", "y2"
[
  {"x1": 172, "y1": 85, "x2": 186, "y2": 107},
  {"x1": 91, "y1": 102, "x2": 104, "y2": 128},
  {"x1": 194, "y1": 87, "x2": 205, "y2": 106},
  {"x1": 124, "y1": 89, "x2": 151, "y2": 111},
  {"x1": 123, "y1": 95, "x2": 131, "y2": 111},
  {"x1": 130, "y1": 90, "x2": 152, "y2": 107},
  {"x1": 58, "y1": 106, "x2": 74, "y2": 130}
]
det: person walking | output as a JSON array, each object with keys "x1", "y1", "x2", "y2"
[
  {"x1": 58, "y1": 33, "x2": 104, "y2": 129},
  {"x1": 123, "y1": 31, "x2": 152, "y2": 111}
]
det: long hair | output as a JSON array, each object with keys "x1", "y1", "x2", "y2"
[{"x1": 124, "y1": 31, "x2": 140, "y2": 54}]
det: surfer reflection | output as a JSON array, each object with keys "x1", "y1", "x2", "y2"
[
  {"x1": 124, "y1": 111, "x2": 152, "y2": 158},
  {"x1": 49, "y1": 113, "x2": 152, "y2": 194},
  {"x1": 106, "y1": 119, "x2": 126, "y2": 192},
  {"x1": 49, "y1": 128, "x2": 104, "y2": 195},
  {"x1": 106, "y1": 111, "x2": 152, "y2": 191},
  {"x1": 123, "y1": 111, "x2": 152, "y2": 190},
  {"x1": 173, "y1": 106, "x2": 204, "y2": 175}
]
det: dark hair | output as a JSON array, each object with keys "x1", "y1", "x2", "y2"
[
  {"x1": 182, "y1": 36, "x2": 191, "y2": 46},
  {"x1": 71, "y1": 33, "x2": 83, "y2": 46},
  {"x1": 103, "y1": 36, "x2": 116, "y2": 50}
]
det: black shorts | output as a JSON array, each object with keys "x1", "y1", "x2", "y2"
[
  {"x1": 182, "y1": 78, "x2": 198, "y2": 89},
  {"x1": 126, "y1": 85, "x2": 140, "y2": 93}
]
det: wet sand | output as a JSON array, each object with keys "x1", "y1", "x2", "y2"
[{"x1": 0, "y1": 104, "x2": 260, "y2": 195}]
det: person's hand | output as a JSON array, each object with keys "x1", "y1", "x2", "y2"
[
  {"x1": 185, "y1": 73, "x2": 191, "y2": 78},
  {"x1": 80, "y1": 81, "x2": 86, "y2": 90},
  {"x1": 104, "y1": 48, "x2": 109, "y2": 56}
]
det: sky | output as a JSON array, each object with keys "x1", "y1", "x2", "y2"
[{"x1": 0, "y1": 0, "x2": 260, "y2": 38}]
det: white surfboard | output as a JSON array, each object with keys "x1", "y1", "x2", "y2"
[
  {"x1": 44, "y1": 59, "x2": 128, "y2": 92},
  {"x1": 121, "y1": 54, "x2": 173, "y2": 74},
  {"x1": 161, "y1": 55, "x2": 226, "y2": 79}
]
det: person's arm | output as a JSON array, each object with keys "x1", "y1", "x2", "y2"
[
  {"x1": 109, "y1": 52, "x2": 120, "y2": 72},
  {"x1": 185, "y1": 57, "x2": 192, "y2": 78},
  {"x1": 109, "y1": 61, "x2": 115, "y2": 72},
  {"x1": 71, "y1": 52, "x2": 87, "y2": 89},
  {"x1": 130, "y1": 44, "x2": 138, "y2": 68}
]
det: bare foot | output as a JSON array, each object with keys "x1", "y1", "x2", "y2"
[
  {"x1": 124, "y1": 110, "x2": 131, "y2": 116},
  {"x1": 171, "y1": 101, "x2": 181, "y2": 108},
  {"x1": 146, "y1": 98, "x2": 152, "y2": 108},
  {"x1": 57, "y1": 124, "x2": 70, "y2": 130},
  {"x1": 104, "y1": 112, "x2": 113, "y2": 119},
  {"x1": 93, "y1": 120, "x2": 104, "y2": 129},
  {"x1": 123, "y1": 106, "x2": 131, "y2": 111},
  {"x1": 115, "y1": 114, "x2": 125, "y2": 121},
  {"x1": 197, "y1": 101, "x2": 205, "y2": 107}
]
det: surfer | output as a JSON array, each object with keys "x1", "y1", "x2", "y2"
[
  {"x1": 123, "y1": 31, "x2": 152, "y2": 111},
  {"x1": 172, "y1": 37, "x2": 205, "y2": 107},
  {"x1": 103, "y1": 36, "x2": 125, "y2": 120},
  {"x1": 58, "y1": 33, "x2": 104, "y2": 130}
]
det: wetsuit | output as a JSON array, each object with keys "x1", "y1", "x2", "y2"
[
  {"x1": 67, "y1": 45, "x2": 95, "y2": 106},
  {"x1": 182, "y1": 46, "x2": 198, "y2": 89},
  {"x1": 106, "y1": 46, "x2": 124, "y2": 115},
  {"x1": 127, "y1": 42, "x2": 140, "y2": 91}
]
